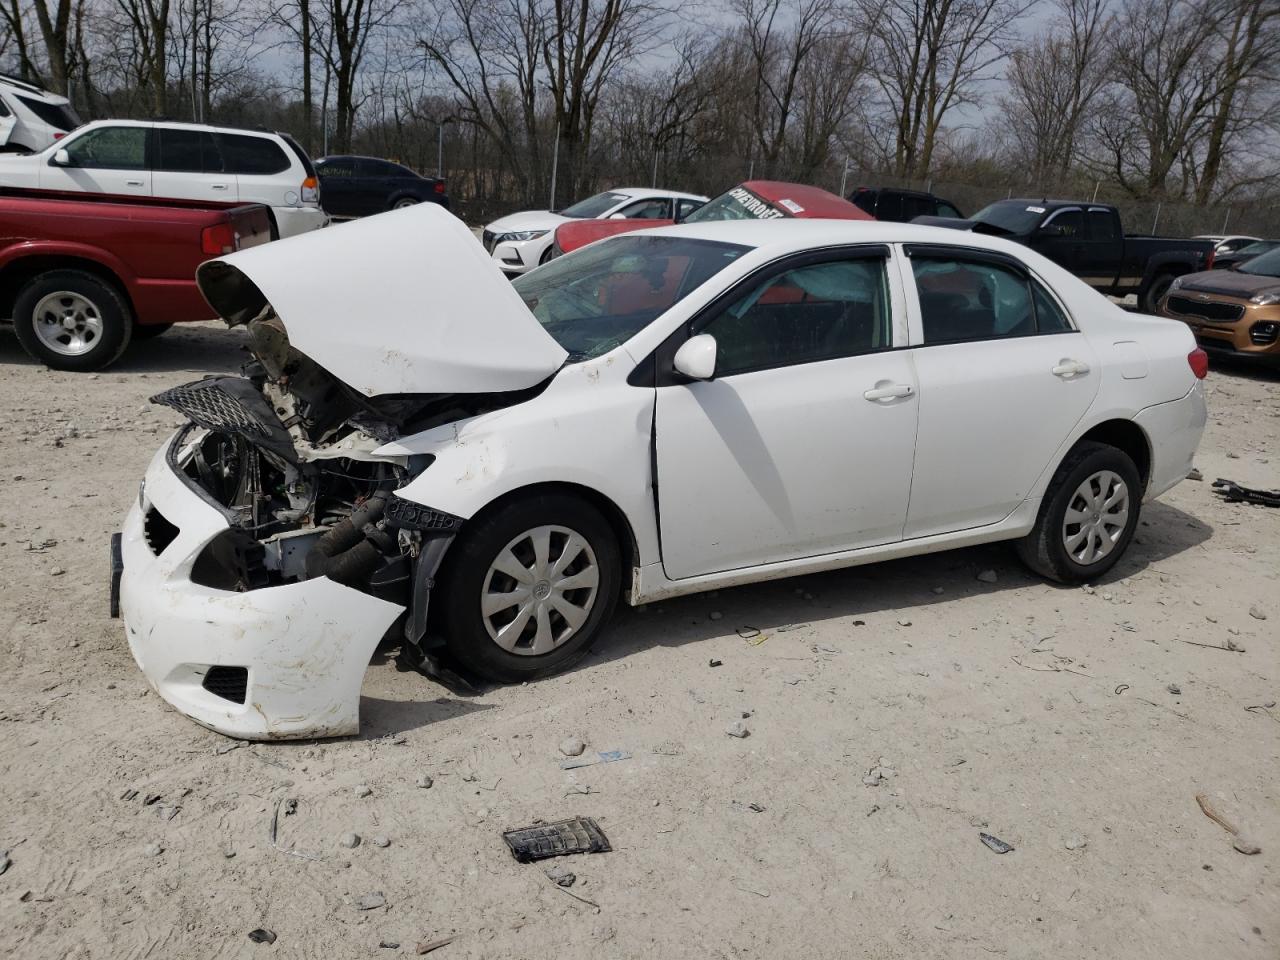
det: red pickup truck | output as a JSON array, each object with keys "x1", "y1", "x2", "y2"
[{"x1": 1, "y1": 188, "x2": 272, "y2": 370}]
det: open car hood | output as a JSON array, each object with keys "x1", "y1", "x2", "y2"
[{"x1": 196, "y1": 203, "x2": 568, "y2": 397}]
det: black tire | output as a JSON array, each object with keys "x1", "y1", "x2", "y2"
[
  {"x1": 1142, "y1": 272, "x2": 1176, "y2": 314},
  {"x1": 438, "y1": 492, "x2": 622, "y2": 683},
  {"x1": 392, "y1": 196, "x2": 420, "y2": 210},
  {"x1": 13, "y1": 269, "x2": 133, "y2": 372},
  {"x1": 539, "y1": 245, "x2": 554, "y2": 265},
  {"x1": 133, "y1": 322, "x2": 174, "y2": 340},
  {"x1": 1016, "y1": 441, "x2": 1142, "y2": 584}
]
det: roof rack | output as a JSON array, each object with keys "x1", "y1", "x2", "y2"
[{"x1": 0, "y1": 72, "x2": 53, "y2": 96}]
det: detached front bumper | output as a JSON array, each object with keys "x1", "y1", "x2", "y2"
[{"x1": 119, "y1": 431, "x2": 403, "y2": 740}]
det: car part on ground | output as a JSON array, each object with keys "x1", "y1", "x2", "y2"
[
  {"x1": 117, "y1": 204, "x2": 1206, "y2": 739},
  {"x1": 1, "y1": 188, "x2": 273, "y2": 370},
  {"x1": 1212, "y1": 478, "x2": 1280, "y2": 507}
]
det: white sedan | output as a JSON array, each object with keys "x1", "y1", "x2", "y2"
[
  {"x1": 117, "y1": 205, "x2": 1207, "y2": 739},
  {"x1": 481, "y1": 187, "x2": 708, "y2": 275}
]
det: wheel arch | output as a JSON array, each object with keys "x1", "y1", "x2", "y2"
[
  {"x1": 452, "y1": 480, "x2": 641, "y2": 598},
  {"x1": 1, "y1": 254, "x2": 136, "y2": 322},
  {"x1": 1072, "y1": 418, "x2": 1152, "y2": 491}
]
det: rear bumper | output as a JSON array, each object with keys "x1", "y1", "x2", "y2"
[
  {"x1": 119, "y1": 431, "x2": 402, "y2": 740},
  {"x1": 1134, "y1": 382, "x2": 1207, "y2": 501},
  {"x1": 273, "y1": 205, "x2": 329, "y2": 239}
]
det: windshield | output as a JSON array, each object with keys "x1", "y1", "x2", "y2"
[
  {"x1": 1234, "y1": 240, "x2": 1277, "y2": 259},
  {"x1": 970, "y1": 201, "x2": 1047, "y2": 235},
  {"x1": 512, "y1": 235, "x2": 749, "y2": 360},
  {"x1": 1239, "y1": 246, "x2": 1280, "y2": 278},
  {"x1": 683, "y1": 185, "x2": 785, "y2": 223},
  {"x1": 559, "y1": 192, "x2": 630, "y2": 218}
]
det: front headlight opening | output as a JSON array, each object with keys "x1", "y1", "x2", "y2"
[{"x1": 502, "y1": 230, "x2": 548, "y2": 243}]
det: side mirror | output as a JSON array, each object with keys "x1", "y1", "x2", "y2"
[
  {"x1": 52, "y1": 148, "x2": 72, "y2": 166},
  {"x1": 608, "y1": 212, "x2": 627, "y2": 220},
  {"x1": 673, "y1": 334, "x2": 717, "y2": 381}
]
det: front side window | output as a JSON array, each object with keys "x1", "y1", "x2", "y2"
[
  {"x1": 64, "y1": 126, "x2": 148, "y2": 169},
  {"x1": 215, "y1": 133, "x2": 289, "y2": 175},
  {"x1": 513, "y1": 235, "x2": 749, "y2": 360},
  {"x1": 559, "y1": 191, "x2": 630, "y2": 218},
  {"x1": 912, "y1": 255, "x2": 1072, "y2": 343},
  {"x1": 1044, "y1": 209, "x2": 1084, "y2": 237},
  {"x1": 698, "y1": 256, "x2": 891, "y2": 377}
]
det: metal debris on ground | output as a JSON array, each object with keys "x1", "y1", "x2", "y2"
[
  {"x1": 0, "y1": 850, "x2": 10, "y2": 876},
  {"x1": 708, "y1": 658, "x2": 723, "y2": 667},
  {"x1": 416, "y1": 936, "x2": 456, "y2": 954},
  {"x1": 248, "y1": 928, "x2": 277, "y2": 944},
  {"x1": 1195, "y1": 793, "x2": 1262, "y2": 855},
  {"x1": 1179, "y1": 638, "x2": 1246, "y2": 653},
  {"x1": 560, "y1": 750, "x2": 631, "y2": 770},
  {"x1": 979, "y1": 833, "x2": 1014, "y2": 854},
  {"x1": 736, "y1": 625, "x2": 768, "y2": 645},
  {"x1": 1212, "y1": 478, "x2": 1280, "y2": 507},
  {"x1": 503, "y1": 817, "x2": 611, "y2": 863}
]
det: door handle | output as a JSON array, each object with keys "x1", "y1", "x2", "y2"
[
  {"x1": 863, "y1": 382, "x2": 915, "y2": 401},
  {"x1": 211, "y1": 183, "x2": 228, "y2": 190},
  {"x1": 125, "y1": 179, "x2": 144, "y2": 187},
  {"x1": 1052, "y1": 358, "x2": 1090, "y2": 378}
]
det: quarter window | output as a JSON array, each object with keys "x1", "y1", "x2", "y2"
[
  {"x1": 912, "y1": 255, "x2": 1072, "y2": 343},
  {"x1": 699, "y1": 256, "x2": 891, "y2": 377},
  {"x1": 214, "y1": 133, "x2": 289, "y2": 175},
  {"x1": 64, "y1": 126, "x2": 148, "y2": 169}
]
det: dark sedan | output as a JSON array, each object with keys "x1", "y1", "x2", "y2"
[
  {"x1": 1211, "y1": 239, "x2": 1279, "y2": 271},
  {"x1": 315, "y1": 155, "x2": 449, "y2": 218}
]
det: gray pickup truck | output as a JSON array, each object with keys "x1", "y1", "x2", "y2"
[{"x1": 915, "y1": 200, "x2": 1216, "y2": 313}]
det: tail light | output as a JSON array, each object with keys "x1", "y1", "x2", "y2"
[
  {"x1": 301, "y1": 175, "x2": 319, "y2": 204},
  {"x1": 1204, "y1": 247, "x2": 1215, "y2": 270},
  {"x1": 434, "y1": 181, "x2": 446, "y2": 194},
  {"x1": 1187, "y1": 347, "x2": 1208, "y2": 379},
  {"x1": 201, "y1": 223, "x2": 238, "y2": 256}
]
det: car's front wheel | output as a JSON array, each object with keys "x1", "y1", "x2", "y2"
[
  {"x1": 438, "y1": 493, "x2": 622, "y2": 683},
  {"x1": 1016, "y1": 441, "x2": 1142, "y2": 584}
]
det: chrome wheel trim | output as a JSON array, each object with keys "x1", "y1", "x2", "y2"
[
  {"x1": 1062, "y1": 469, "x2": 1130, "y2": 565},
  {"x1": 32, "y1": 291, "x2": 105, "y2": 356},
  {"x1": 394, "y1": 198, "x2": 419, "y2": 208},
  {"x1": 481, "y1": 524, "x2": 599, "y2": 656}
]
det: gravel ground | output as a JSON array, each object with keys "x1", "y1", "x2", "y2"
[{"x1": 1, "y1": 321, "x2": 1277, "y2": 960}]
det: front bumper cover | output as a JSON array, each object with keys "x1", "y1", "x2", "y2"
[{"x1": 119, "y1": 430, "x2": 404, "y2": 740}]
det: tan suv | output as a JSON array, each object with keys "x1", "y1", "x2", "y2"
[{"x1": 1160, "y1": 246, "x2": 1280, "y2": 365}]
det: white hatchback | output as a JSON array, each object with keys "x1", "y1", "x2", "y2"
[
  {"x1": 0, "y1": 119, "x2": 327, "y2": 238},
  {"x1": 482, "y1": 187, "x2": 708, "y2": 275},
  {"x1": 118, "y1": 206, "x2": 1207, "y2": 739}
]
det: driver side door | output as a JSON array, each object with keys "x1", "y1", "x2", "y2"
[
  {"x1": 654, "y1": 247, "x2": 920, "y2": 580},
  {"x1": 39, "y1": 125, "x2": 152, "y2": 195}
]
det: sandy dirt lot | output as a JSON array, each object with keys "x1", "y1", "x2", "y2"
[{"x1": 1, "y1": 322, "x2": 1276, "y2": 960}]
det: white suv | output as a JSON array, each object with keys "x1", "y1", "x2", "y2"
[
  {"x1": 0, "y1": 74, "x2": 81, "y2": 153},
  {"x1": 0, "y1": 119, "x2": 327, "y2": 238}
]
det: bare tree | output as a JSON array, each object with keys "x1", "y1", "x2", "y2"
[
  {"x1": 862, "y1": 0, "x2": 1033, "y2": 178},
  {"x1": 1000, "y1": 0, "x2": 1111, "y2": 180},
  {"x1": 114, "y1": 0, "x2": 173, "y2": 114},
  {"x1": 0, "y1": 0, "x2": 44, "y2": 83}
]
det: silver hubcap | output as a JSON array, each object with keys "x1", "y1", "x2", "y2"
[
  {"x1": 1063, "y1": 470, "x2": 1130, "y2": 565},
  {"x1": 32, "y1": 291, "x2": 104, "y2": 356},
  {"x1": 481, "y1": 524, "x2": 599, "y2": 655}
]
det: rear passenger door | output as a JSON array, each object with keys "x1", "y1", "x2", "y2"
[
  {"x1": 152, "y1": 127, "x2": 234, "y2": 202},
  {"x1": 902, "y1": 246, "x2": 1099, "y2": 539}
]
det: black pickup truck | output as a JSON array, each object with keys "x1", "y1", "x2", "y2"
[{"x1": 915, "y1": 200, "x2": 1216, "y2": 313}]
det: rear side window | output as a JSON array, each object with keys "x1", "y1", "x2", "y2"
[
  {"x1": 15, "y1": 94, "x2": 80, "y2": 130},
  {"x1": 364, "y1": 159, "x2": 414, "y2": 177},
  {"x1": 156, "y1": 128, "x2": 223, "y2": 173},
  {"x1": 619, "y1": 197, "x2": 672, "y2": 219},
  {"x1": 215, "y1": 133, "x2": 290, "y2": 175},
  {"x1": 700, "y1": 256, "x2": 891, "y2": 377},
  {"x1": 937, "y1": 201, "x2": 963, "y2": 219},
  {"x1": 1088, "y1": 209, "x2": 1119, "y2": 241},
  {"x1": 318, "y1": 159, "x2": 357, "y2": 177},
  {"x1": 65, "y1": 126, "x2": 148, "y2": 169},
  {"x1": 901, "y1": 195, "x2": 933, "y2": 221},
  {"x1": 912, "y1": 255, "x2": 1073, "y2": 343}
]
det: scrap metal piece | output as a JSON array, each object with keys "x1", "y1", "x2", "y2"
[
  {"x1": 560, "y1": 749, "x2": 631, "y2": 770},
  {"x1": 1212, "y1": 478, "x2": 1280, "y2": 508},
  {"x1": 979, "y1": 832, "x2": 1014, "y2": 854},
  {"x1": 503, "y1": 817, "x2": 611, "y2": 863}
]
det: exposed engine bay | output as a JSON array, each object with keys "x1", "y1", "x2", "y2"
[{"x1": 149, "y1": 309, "x2": 546, "y2": 664}]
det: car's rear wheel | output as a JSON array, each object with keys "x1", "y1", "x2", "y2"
[
  {"x1": 438, "y1": 493, "x2": 621, "y2": 683},
  {"x1": 1016, "y1": 441, "x2": 1142, "y2": 584},
  {"x1": 1142, "y1": 272, "x2": 1176, "y2": 314},
  {"x1": 13, "y1": 270, "x2": 133, "y2": 372},
  {"x1": 392, "y1": 197, "x2": 420, "y2": 210}
]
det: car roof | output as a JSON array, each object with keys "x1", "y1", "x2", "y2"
[
  {"x1": 630, "y1": 217, "x2": 1044, "y2": 259},
  {"x1": 609, "y1": 186, "x2": 709, "y2": 202},
  {"x1": 80, "y1": 118, "x2": 288, "y2": 138},
  {"x1": 739, "y1": 180, "x2": 872, "y2": 220},
  {"x1": 0, "y1": 73, "x2": 71, "y2": 104},
  {"x1": 852, "y1": 185, "x2": 938, "y2": 199}
]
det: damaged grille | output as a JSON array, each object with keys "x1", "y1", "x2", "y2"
[
  {"x1": 144, "y1": 506, "x2": 180, "y2": 555},
  {"x1": 1167, "y1": 296, "x2": 1243, "y2": 323},
  {"x1": 202, "y1": 666, "x2": 248, "y2": 704},
  {"x1": 151, "y1": 376, "x2": 297, "y2": 464}
]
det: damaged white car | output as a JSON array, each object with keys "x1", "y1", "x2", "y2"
[{"x1": 115, "y1": 205, "x2": 1207, "y2": 739}]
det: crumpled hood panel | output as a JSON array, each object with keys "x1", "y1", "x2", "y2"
[{"x1": 196, "y1": 203, "x2": 568, "y2": 397}]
